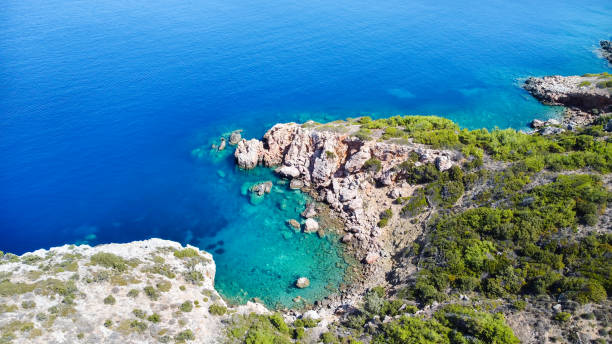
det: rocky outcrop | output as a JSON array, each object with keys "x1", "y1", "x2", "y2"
[
  {"x1": 295, "y1": 277, "x2": 310, "y2": 289},
  {"x1": 233, "y1": 122, "x2": 459, "y2": 267},
  {"x1": 250, "y1": 181, "x2": 273, "y2": 196},
  {"x1": 229, "y1": 130, "x2": 242, "y2": 145},
  {"x1": 523, "y1": 75, "x2": 612, "y2": 112},
  {"x1": 601, "y1": 40, "x2": 612, "y2": 63},
  {"x1": 0, "y1": 239, "x2": 244, "y2": 344},
  {"x1": 235, "y1": 138, "x2": 264, "y2": 169},
  {"x1": 303, "y1": 218, "x2": 320, "y2": 233}
]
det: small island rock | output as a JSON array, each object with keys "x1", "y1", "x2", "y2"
[
  {"x1": 296, "y1": 277, "x2": 310, "y2": 289},
  {"x1": 229, "y1": 130, "x2": 242, "y2": 145}
]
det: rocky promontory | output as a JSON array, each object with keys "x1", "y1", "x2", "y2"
[
  {"x1": 524, "y1": 74, "x2": 612, "y2": 112},
  {"x1": 235, "y1": 120, "x2": 458, "y2": 269}
]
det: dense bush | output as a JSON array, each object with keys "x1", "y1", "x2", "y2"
[{"x1": 408, "y1": 173, "x2": 610, "y2": 304}]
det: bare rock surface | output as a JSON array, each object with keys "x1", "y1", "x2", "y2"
[
  {"x1": 0, "y1": 239, "x2": 266, "y2": 344},
  {"x1": 523, "y1": 75, "x2": 612, "y2": 112},
  {"x1": 600, "y1": 40, "x2": 612, "y2": 63},
  {"x1": 235, "y1": 138, "x2": 263, "y2": 169}
]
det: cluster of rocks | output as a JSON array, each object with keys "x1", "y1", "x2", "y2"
[
  {"x1": 211, "y1": 130, "x2": 242, "y2": 152},
  {"x1": 524, "y1": 74, "x2": 612, "y2": 130},
  {"x1": 234, "y1": 122, "x2": 459, "y2": 268},
  {"x1": 523, "y1": 75, "x2": 611, "y2": 112},
  {"x1": 601, "y1": 40, "x2": 612, "y2": 64}
]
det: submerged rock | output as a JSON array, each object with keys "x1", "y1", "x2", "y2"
[
  {"x1": 289, "y1": 179, "x2": 304, "y2": 189},
  {"x1": 229, "y1": 130, "x2": 243, "y2": 145},
  {"x1": 287, "y1": 219, "x2": 301, "y2": 230},
  {"x1": 295, "y1": 277, "x2": 310, "y2": 289},
  {"x1": 250, "y1": 181, "x2": 273, "y2": 196},
  {"x1": 301, "y1": 202, "x2": 317, "y2": 218}
]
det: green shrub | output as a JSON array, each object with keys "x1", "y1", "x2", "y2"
[
  {"x1": 363, "y1": 158, "x2": 382, "y2": 172},
  {"x1": 553, "y1": 312, "x2": 571, "y2": 322},
  {"x1": 147, "y1": 313, "x2": 160, "y2": 323},
  {"x1": 293, "y1": 327, "x2": 305, "y2": 339},
  {"x1": 269, "y1": 313, "x2": 289, "y2": 333},
  {"x1": 378, "y1": 208, "x2": 393, "y2": 227},
  {"x1": 320, "y1": 332, "x2": 338, "y2": 344},
  {"x1": 21, "y1": 300, "x2": 36, "y2": 309},
  {"x1": 127, "y1": 289, "x2": 139, "y2": 298},
  {"x1": 103, "y1": 295, "x2": 116, "y2": 305},
  {"x1": 143, "y1": 286, "x2": 159, "y2": 300},
  {"x1": 174, "y1": 248, "x2": 199, "y2": 259},
  {"x1": 132, "y1": 309, "x2": 146, "y2": 318},
  {"x1": 104, "y1": 319, "x2": 112, "y2": 328},
  {"x1": 180, "y1": 301, "x2": 193, "y2": 312},
  {"x1": 90, "y1": 252, "x2": 128, "y2": 272},
  {"x1": 208, "y1": 304, "x2": 227, "y2": 316},
  {"x1": 157, "y1": 280, "x2": 172, "y2": 292}
]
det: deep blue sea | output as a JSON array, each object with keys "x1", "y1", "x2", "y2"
[{"x1": 1, "y1": 0, "x2": 611, "y2": 307}]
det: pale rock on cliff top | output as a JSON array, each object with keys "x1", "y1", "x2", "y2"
[{"x1": 0, "y1": 239, "x2": 265, "y2": 344}]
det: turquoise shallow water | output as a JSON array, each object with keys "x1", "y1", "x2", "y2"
[
  {"x1": 190, "y1": 148, "x2": 349, "y2": 308},
  {"x1": 1, "y1": 0, "x2": 611, "y2": 307}
]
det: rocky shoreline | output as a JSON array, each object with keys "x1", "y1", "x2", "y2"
[
  {"x1": 523, "y1": 73, "x2": 612, "y2": 133},
  {"x1": 234, "y1": 121, "x2": 460, "y2": 303}
]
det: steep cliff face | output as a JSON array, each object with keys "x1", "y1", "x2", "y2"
[{"x1": 0, "y1": 239, "x2": 265, "y2": 344}]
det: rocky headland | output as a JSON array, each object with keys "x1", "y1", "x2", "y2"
[{"x1": 523, "y1": 72, "x2": 612, "y2": 132}]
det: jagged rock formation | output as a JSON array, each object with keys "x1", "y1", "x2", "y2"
[
  {"x1": 524, "y1": 75, "x2": 612, "y2": 112},
  {"x1": 601, "y1": 40, "x2": 612, "y2": 63},
  {"x1": 235, "y1": 122, "x2": 459, "y2": 265},
  {"x1": 0, "y1": 239, "x2": 267, "y2": 344}
]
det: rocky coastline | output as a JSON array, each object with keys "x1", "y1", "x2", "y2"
[
  {"x1": 2, "y1": 40, "x2": 611, "y2": 344},
  {"x1": 601, "y1": 40, "x2": 612, "y2": 64},
  {"x1": 523, "y1": 73, "x2": 612, "y2": 133}
]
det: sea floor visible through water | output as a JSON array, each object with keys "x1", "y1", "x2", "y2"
[{"x1": 190, "y1": 145, "x2": 351, "y2": 308}]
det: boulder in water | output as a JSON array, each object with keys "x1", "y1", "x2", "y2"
[
  {"x1": 229, "y1": 130, "x2": 243, "y2": 145},
  {"x1": 301, "y1": 202, "x2": 317, "y2": 218},
  {"x1": 295, "y1": 277, "x2": 310, "y2": 289},
  {"x1": 250, "y1": 181, "x2": 273, "y2": 196},
  {"x1": 287, "y1": 219, "x2": 301, "y2": 230},
  {"x1": 235, "y1": 139, "x2": 264, "y2": 169},
  {"x1": 303, "y1": 218, "x2": 319, "y2": 233}
]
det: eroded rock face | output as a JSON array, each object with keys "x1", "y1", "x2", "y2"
[
  {"x1": 601, "y1": 40, "x2": 612, "y2": 63},
  {"x1": 235, "y1": 138, "x2": 264, "y2": 169},
  {"x1": 233, "y1": 122, "x2": 460, "y2": 266},
  {"x1": 523, "y1": 76, "x2": 612, "y2": 112}
]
